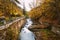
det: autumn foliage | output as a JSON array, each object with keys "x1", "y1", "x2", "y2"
[
  {"x1": 28, "y1": 0, "x2": 60, "y2": 23},
  {"x1": 0, "y1": 0, "x2": 23, "y2": 17}
]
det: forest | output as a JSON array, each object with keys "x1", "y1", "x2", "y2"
[{"x1": 0, "y1": 0, "x2": 60, "y2": 40}]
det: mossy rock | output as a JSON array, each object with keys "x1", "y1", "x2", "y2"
[{"x1": 33, "y1": 29, "x2": 60, "y2": 40}]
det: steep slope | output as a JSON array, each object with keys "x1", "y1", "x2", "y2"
[
  {"x1": 28, "y1": 0, "x2": 60, "y2": 24},
  {"x1": 28, "y1": 0, "x2": 60, "y2": 40}
]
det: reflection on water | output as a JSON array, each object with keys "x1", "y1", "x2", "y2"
[{"x1": 19, "y1": 18, "x2": 35, "y2": 40}]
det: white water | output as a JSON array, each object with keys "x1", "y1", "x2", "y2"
[{"x1": 19, "y1": 18, "x2": 35, "y2": 40}]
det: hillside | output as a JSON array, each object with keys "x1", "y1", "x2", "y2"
[
  {"x1": 0, "y1": 0, "x2": 23, "y2": 18},
  {"x1": 28, "y1": 0, "x2": 60, "y2": 40},
  {"x1": 28, "y1": 0, "x2": 60, "y2": 25}
]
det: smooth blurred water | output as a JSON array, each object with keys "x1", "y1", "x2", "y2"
[{"x1": 19, "y1": 18, "x2": 35, "y2": 40}]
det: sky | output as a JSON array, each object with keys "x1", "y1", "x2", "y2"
[
  {"x1": 14, "y1": 0, "x2": 36, "y2": 11},
  {"x1": 14, "y1": 0, "x2": 42, "y2": 11}
]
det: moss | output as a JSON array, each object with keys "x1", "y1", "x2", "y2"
[{"x1": 34, "y1": 29, "x2": 60, "y2": 40}]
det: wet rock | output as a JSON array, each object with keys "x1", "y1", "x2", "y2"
[
  {"x1": 33, "y1": 29, "x2": 60, "y2": 40},
  {"x1": 0, "y1": 18, "x2": 26, "y2": 40},
  {"x1": 51, "y1": 26, "x2": 60, "y2": 35}
]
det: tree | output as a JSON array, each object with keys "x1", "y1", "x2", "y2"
[
  {"x1": 27, "y1": 0, "x2": 60, "y2": 28},
  {"x1": 0, "y1": 0, "x2": 23, "y2": 18}
]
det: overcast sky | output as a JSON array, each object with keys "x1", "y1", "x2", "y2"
[
  {"x1": 14, "y1": 0, "x2": 42, "y2": 11},
  {"x1": 14, "y1": 0, "x2": 36, "y2": 11}
]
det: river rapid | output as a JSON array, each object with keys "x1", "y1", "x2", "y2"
[{"x1": 19, "y1": 18, "x2": 35, "y2": 40}]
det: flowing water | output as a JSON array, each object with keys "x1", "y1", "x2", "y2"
[{"x1": 19, "y1": 18, "x2": 35, "y2": 40}]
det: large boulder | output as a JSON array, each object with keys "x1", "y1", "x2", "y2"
[
  {"x1": 0, "y1": 17, "x2": 26, "y2": 40},
  {"x1": 34, "y1": 29, "x2": 60, "y2": 40}
]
